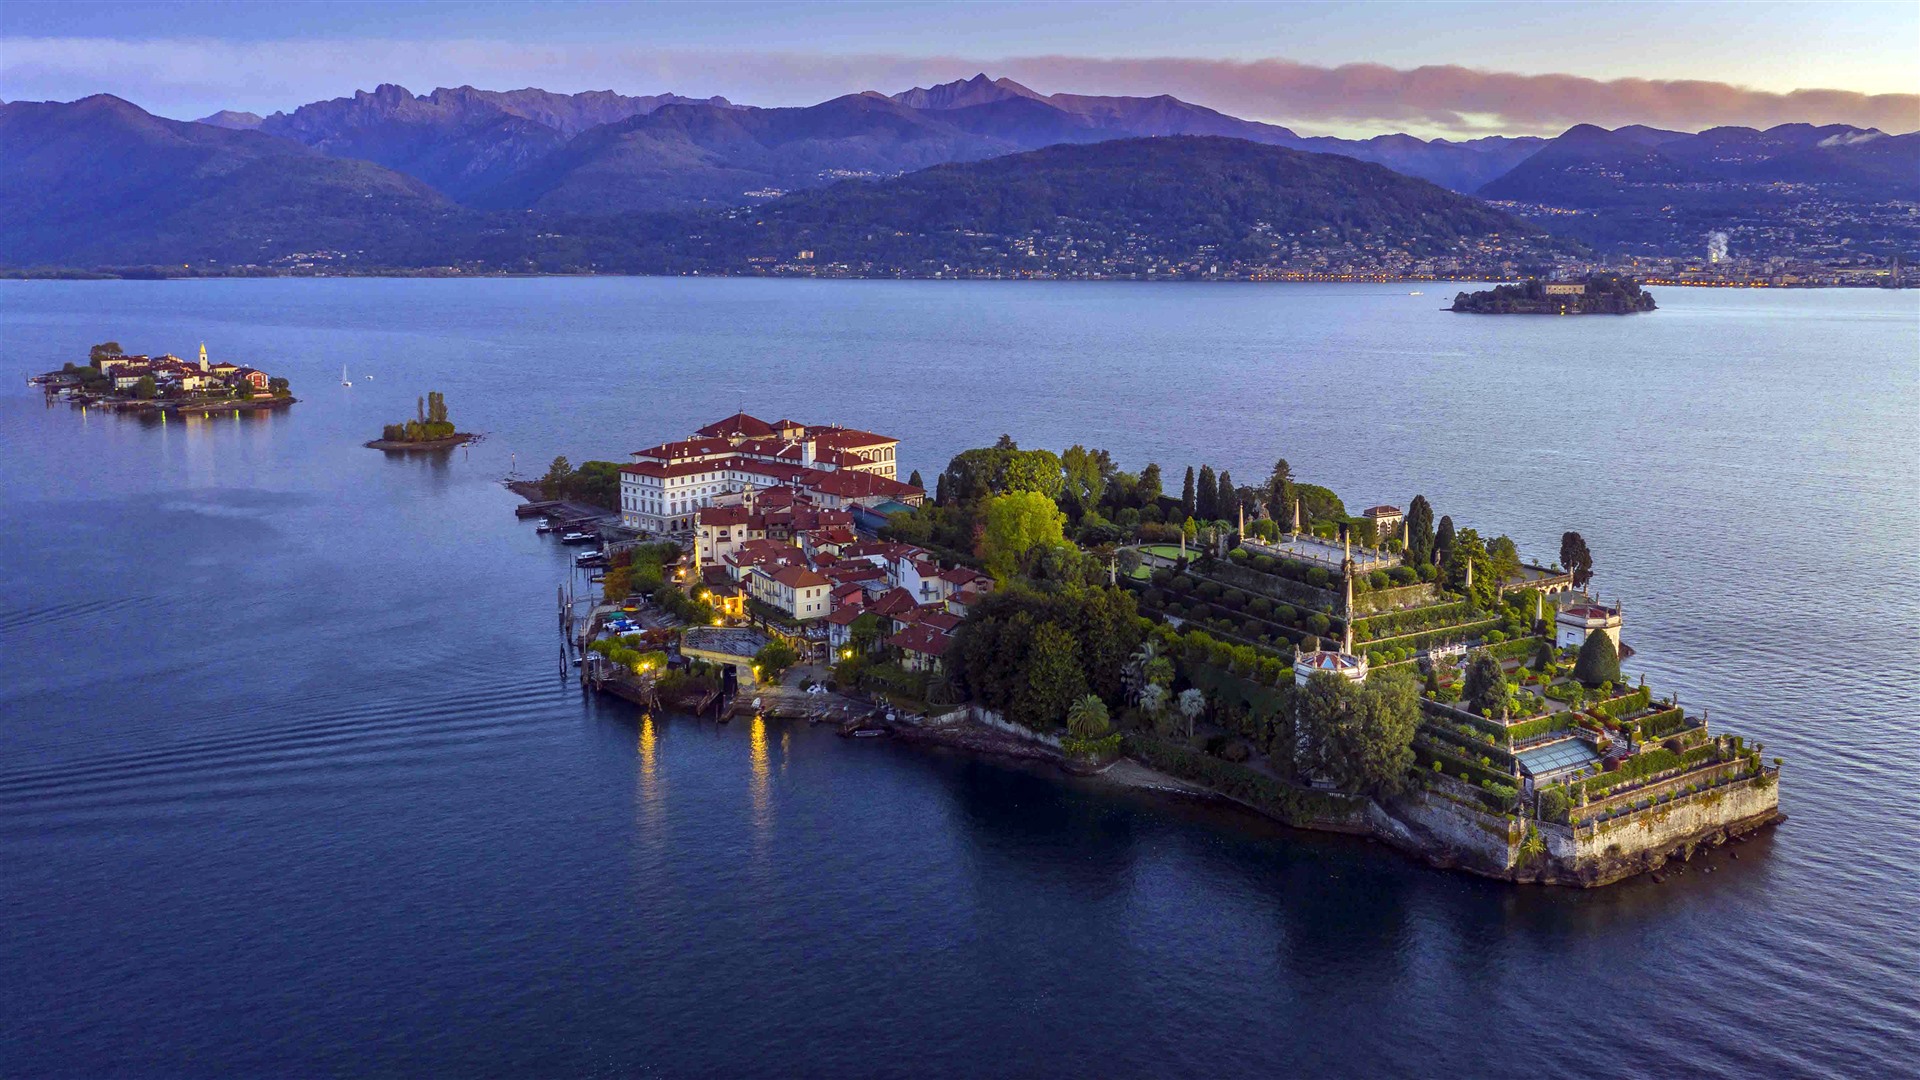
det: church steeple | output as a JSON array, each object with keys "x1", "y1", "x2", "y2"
[{"x1": 197, "y1": 343, "x2": 209, "y2": 372}]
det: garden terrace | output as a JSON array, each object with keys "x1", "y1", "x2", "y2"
[
  {"x1": 1240, "y1": 535, "x2": 1397, "y2": 574},
  {"x1": 1219, "y1": 549, "x2": 1437, "y2": 616},
  {"x1": 1571, "y1": 753, "x2": 1774, "y2": 829},
  {"x1": 1131, "y1": 569, "x2": 1333, "y2": 650}
]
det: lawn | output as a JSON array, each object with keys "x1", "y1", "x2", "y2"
[{"x1": 1140, "y1": 544, "x2": 1188, "y2": 561}]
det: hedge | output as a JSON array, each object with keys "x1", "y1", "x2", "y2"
[
  {"x1": 1124, "y1": 733, "x2": 1358, "y2": 825},
  {"x1": 1631, "y1": 707, "x2": 1687, "y2": 741},
  {"x1": 1413, "y1": 739, "x2": 1513, "y2": 789},
  {"x1": 1424, "y1": 722, "x2": 1517, "y2": 768},
  {"x1": 1352, "y1": 599, "x2": 1476, "y2": 641},
  {"x1": 1579, "y1": 743, "x2": 1720, "y2": 798},
  {"x1": 1593, "y1": 686, "x2": 1652, "y2": 719},
  {"x1": 1505, "y1": 714, "x2": 1572, "y2": 742}
]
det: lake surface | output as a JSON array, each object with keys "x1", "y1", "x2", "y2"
[{"x1": 2, "y1": 279, "x2": 1916, "y2": 1078}]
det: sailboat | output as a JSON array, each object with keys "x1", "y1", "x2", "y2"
[{"x1": 340, "y1": 364, "x2": 352, "y2": 388}]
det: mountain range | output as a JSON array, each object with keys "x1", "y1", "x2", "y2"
[
  {"x1": 189, "y1": 74, "x2": 1554, "y2": 211},
  {"x1": 2, "y1": 74, "x2": 1915, "y2": 269}
]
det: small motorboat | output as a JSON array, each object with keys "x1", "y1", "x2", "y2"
[
  {"x1": 340, "y1": 363, "x2": 352, "y2": 388},
  {"x1": 536, "y1": 522, "x2": 554, "y2": 534},
  {"x1": 559, "y1": 530, "x2": 597, "y2": 545}
]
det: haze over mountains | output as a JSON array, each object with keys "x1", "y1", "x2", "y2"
[{"x1": 2, "y1": 73, "x2": 1915, "y2": 269}]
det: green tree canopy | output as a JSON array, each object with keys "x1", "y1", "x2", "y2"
[
  {"x1": 1266, "y1": 458, "x2": 1294, "y2": 523},
  {"x1": 1018, "y1": 623, "x2": 1087, "y2": 730},
  {"x1": 1196, "y1": 464, "x2": 1217, "y2": 520},
  {"x1": 1573, "y1": 630, "x2": 1621, "y2": 688},
  {"x1": 90, "y1": 341, "x2": 124, "y2": 363},
  {"x1": 1066, "y1": 694, "x2": 1112, "y2": 738},
  {"x1": 1406, "y1": 495, "x2": 1434, "y2": 562},
  {"x1": 1434, "y1": 515, "x2": 1455, "y2": 565},
  {"x1": 754, "y1": 638, "x2": 800, "y2": 681},
  {"x1": 1462, "y1": 652, "x2": 1507, "y2": 718},
  {"x1": 980, "y1": 490, "x2": 1067, "y2": 582},
  {"x1": 1298, "y1": 669, "x2": 1421, "y2": 797},
  {"x1": 1560, "y1": 531, "x2": 1595, "y2": 588},
  {"x1": 1137, "y1": 462, "x2": 1163, "y2": 505}
]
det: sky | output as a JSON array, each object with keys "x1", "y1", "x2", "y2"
[{"x1": 2, "y1": 0, "x2": 1916, "y2": 137}]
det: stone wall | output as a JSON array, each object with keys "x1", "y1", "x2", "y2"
[
  {"x1": 1565, "y1": 773, "x2": 1780, "y2": 884},
  {"x1": 1373, "y1": 788, "x2": 1522, "y2": 876}
]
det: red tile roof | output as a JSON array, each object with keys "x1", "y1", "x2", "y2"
[
  {"x1": 768, "y1": 565, "x2": 830, "y2": 589},
  {"x1": 696, "y1": 412, "x2": 778, "y2": 439},
  {"x1": 888, "y1": 623, "x2": 954, "y2": 657}
]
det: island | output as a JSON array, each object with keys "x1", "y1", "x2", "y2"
[
  {"x1": 31, "y1": 340, "x2": 294, "y2": 412},
  {"x1": 1451, "y1": 273, "x2": 1657, "y2": 314},
  {"x1": 527, "y1": 411, "x2": 1779, "y2": 888},
  {"x1": 366, "y1": 390, "x2": 474, "y2": 450}
]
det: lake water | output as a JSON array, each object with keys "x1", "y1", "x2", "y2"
[{"x1": 2, "y1": 279, "x2": 1917, "y2": 1077}]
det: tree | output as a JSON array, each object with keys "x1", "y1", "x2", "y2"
[
  {"x1": 1405, "y1": 495, "x2": 1434, "y2": 563},
  {"x1": 1066, "y1": 694, "x2": 1112, "y2": 739},
  {"x1": 1195, "y1": 465, "x2": 1217, "y2": 521},
  {"x1": 1181, "y1": 466, "x2": 1196, "y2": 519},
  {"x1": 1265, "y1": 458, "x2": 1294, "y2": 523},
  {"x1": 1444, "y1": 528, "x2": 1495, "y2": 609},
  {"x1": 1018, "y1": 623, "x2": 1087, "y2": 730},
  {"x1": 979, "y1": 490, "x2": 1067, "y2": 581},
  {"x1": 267, "y1": 376, "x2": 289, "y2": 396},
  {"x1": 426, "y1": 390, "x2": 447, "y2": 424},
  {"x1": 1177, "y1": 687, "x2": 1207, "y2": 740},
  {"x1": 849, "y1": 612, "x2": 885, "y2": 655},
  {"x1": 131, "y1": 374, "x2": 157, "y2": 399},
  {"x1": 1061, "y1": 445, "x2": 1109, "y2": 512},
  {"x1": 1560, "y1": 531, "x2": 1595, "y2": 589},
  {"x1": 1488, "y1": 535, "x2": 1520, "y2": 585},
  {"x1": 89, "y1": 342, "x2": 124, "y2": 364},
  {"x1": 1004, "y1": 449, "x2": 1064, "y2": 500},
  {"x1": 231, "y1": 379, "x2": 254, "y2": 400},
  {"x1": 542, "y1": 456, "x2": 574, "y2": 498},
  {"x1": 1139, "y1": 682, "x2": 1169, "y2": 718},
  {"x1": 908, "y1": 469, "x2": 923, "y2": 490},
  {"x1": 754, "y1": 638, "x2": 800, "y2": 681},
  {"x1": 1462, "y1": 653, "x2": 1507, "y2": 718},
  {"x1": 1573, "y1": 631, "x2": 1621, "y2": 688},
  {"x1": 1217, "y1": 470, "x2": 1235, "y2": 525},
  {"x1": 1342, "y1": 670, "x2": 1422, "y2": 797},
  {"x1": 1433, "y1": 515, "x2": 1455, "y2": 566},
  {"x1": 1138, "y1": 463, "x2": 1163, "y2": 506}
]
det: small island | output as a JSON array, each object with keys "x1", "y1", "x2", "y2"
[
  {"x1": 31, "y1": 340, "x2": 293, "y2": 411},
  {"x1": 366, "y1": 391, "x2": 474, "y2": 450},
  {"x1": 1451, "y1": 274, "x2": 1656, "y2": 315},
  {"x1": 533, "y1": 410, "x2": 1780, "y2": 888}
]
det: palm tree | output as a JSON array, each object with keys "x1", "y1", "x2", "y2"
[
  {"x1": 1066, "y1": 694, "x2": 1111, "y2": 739},
  {"x1": 926, "y1": 670, "x2": 961, "y2": 707},
  {"x1": 1178, "y1": 688, "x2": 1207, "y2": 740},
  {"x1": 1139, "y1": 682, "x2": 1169, "y2": 718},
  {"x1": 1123, "y1": 640, "x2": 1159, "y2": 703}
]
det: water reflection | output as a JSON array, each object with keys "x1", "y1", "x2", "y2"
[{"x1": 749, "y1": 716, "x2": 772, "y2": 838}]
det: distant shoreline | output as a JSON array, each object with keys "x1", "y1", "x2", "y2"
[{"x1": 2, "y1": 270, "x2": 1906, "y2": 290}]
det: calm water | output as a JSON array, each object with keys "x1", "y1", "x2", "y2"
[{"x1": 2, "y1": 279, "x2": 1916, "y2": 1078}]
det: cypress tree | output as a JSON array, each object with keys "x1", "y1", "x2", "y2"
[
  {"x1": 1265, "y1": 459, "x2": 1294, "y2": 522},
  {"x1": 1181, "y1": 467, "x2": 1196, "y2": 519},
  {"x1": 1434, "y1": 515, "x2": 1456, "y2": 565},
  {"x1": 908, "y1": 469, "x2": 923, "y2": 490},
  {"x1": 1217, "y1": 470, "x2": 1234, "y2": 523},
  {"x1": 1406, "y1": 495, "x2": 1434, "y2": 562},
  {"x1": 1574, "y1": 631, "x2": 1621, "y2": 688},
  {"x1": 1196, "y1": 465, "x2": 1217, "y2": 520}
]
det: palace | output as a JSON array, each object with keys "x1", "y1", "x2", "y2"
[{"x1": 619, "y1": 412, "x2": 921, "y2": 535}]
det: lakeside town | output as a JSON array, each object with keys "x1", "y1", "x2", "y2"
[
  {"x1": 521, "y1": 409, "x2": 1784, "y2": 887},
  {"x1": 29, "y1": 341, "x2": 293, "y2": 411}
]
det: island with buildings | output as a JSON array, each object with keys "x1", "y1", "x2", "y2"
[
  {"x1": 1451, "y1": 273, "x2": 1657, "y2": 314},
  {"x1": 366, "y1": 390, "x2": 473, "y2": 450},
  {"x1": 522, "y1": 410, "x2": 1781, "y2": 888},
  {"x1": 31, "y1": 341, "x2": 292, "y2": 411}
]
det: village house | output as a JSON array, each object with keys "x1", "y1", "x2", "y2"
[{"x1": 748, "y1": 564, "x2": 832, "y2": 621}]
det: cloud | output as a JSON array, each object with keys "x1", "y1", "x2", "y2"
[{"x1": 3, "y1": 37, "x2": 1914, "y2": 137}]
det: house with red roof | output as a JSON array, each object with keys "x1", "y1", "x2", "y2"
[{"x1": 748, "y1": 564, "x2": 832, "y2": 621}]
